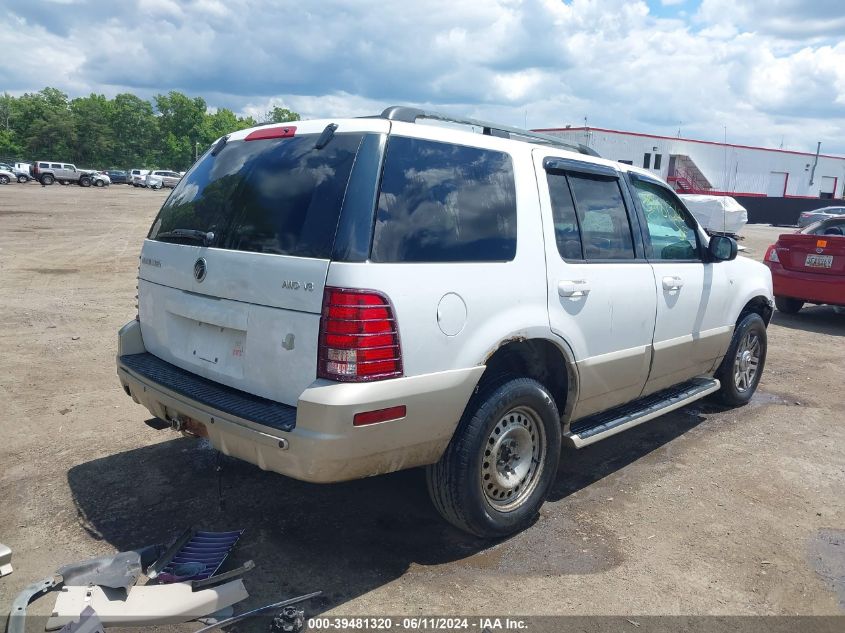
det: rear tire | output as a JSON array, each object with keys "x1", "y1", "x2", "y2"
[
  {"x1": 0, "y1": 175, "x2": 9, "y2": 185},
  {"x1": 79, "y1": 176, "x2": 91, "y2": 187},
  {"x1": 17, "y1": 175, "x2": 28, "y2": 183},
  {"x1": 426, "y1": 377, "x2": 561, "y2": 538},
  {"x1": 713, "y1": 313, "x2": 767, "y2": 407},
  {"x1": 775, "y1": 296, "x2": 803, "y2": 314},
  {"x1": 94, "y1": 179, "x2": 104, "y2": 187},
  {"x1": 40, "y1": 174, "x2": 54, "y2": 185}
]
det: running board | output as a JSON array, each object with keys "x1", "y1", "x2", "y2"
[{"x1": 565, "y1": 376, "x2": 720, "y2": 448}]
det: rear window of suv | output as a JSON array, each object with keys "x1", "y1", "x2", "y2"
[
  {"x1": 148, "y1": 132, "x2": 365, "y2": 259},
  {"x1": 371, "y1": 137, "x2": 517, "y2": 262}
]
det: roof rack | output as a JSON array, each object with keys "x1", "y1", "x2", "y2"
[{"x1": 379, "y1": 106, "x2": 600, "y2": 157}]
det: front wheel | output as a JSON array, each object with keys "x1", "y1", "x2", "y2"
[
  {"x1": 0, "y1": 175, "x2": 9, "y2": 185},
  {"x1": 713, "y1": 313, "x2": 767, "y2": 406},
  {"x1": 426, "y1": 377, "x2": 561, "y2": 538},
  {"x1": 775, "y1": 296, "x2": 803, "y2": 314}
]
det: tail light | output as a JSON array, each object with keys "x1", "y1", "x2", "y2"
[
  {"x1": 764, "y1": 245, "x2": 780, "y2": 263},
  {"x1": 318, "y1": 287, "x2": 403, "y2": 382}
]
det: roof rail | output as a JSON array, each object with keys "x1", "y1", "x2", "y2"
[{"x1": 379, "y1": 106, "x2": 600, "y2": 157}]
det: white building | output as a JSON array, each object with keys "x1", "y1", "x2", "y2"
[{"x1": 536, "y1": 126, "x2": 845, "y2": 201}]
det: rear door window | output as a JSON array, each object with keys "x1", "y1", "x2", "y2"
[
  {"x1": 567, "y1": 174, "x2": 636, "y2": 260},
  {"x1": 371, "y1": 136, "x2": 517, "y2": 262},
  {"x1": 547, "y1": 172, "x2": 583, "y2": 260},
  {"x1": 148, "y1": 132, "x2": 365, "y2": 258}
]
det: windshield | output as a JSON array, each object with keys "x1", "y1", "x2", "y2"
[{"x1": 148, "y1": 133, "x2": 365, "y2": 258}]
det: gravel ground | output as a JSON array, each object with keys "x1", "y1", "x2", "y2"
[{"x1": 0, "y1": 184, "x2": 843, "y2": 632}]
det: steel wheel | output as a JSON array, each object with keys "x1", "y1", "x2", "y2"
[
  {"x1": 481, "y1": 405, "x2": 545, "y2": 512},
  {"x1": 733, "y1": 331, "x2": 761, "y2": 392}
]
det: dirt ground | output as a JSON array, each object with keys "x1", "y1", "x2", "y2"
[{"x1": 0, "y1": 184, "x2": 843, "y2": 631}]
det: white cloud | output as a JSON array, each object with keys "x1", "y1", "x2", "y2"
[{"x1": 0, "y1": 0, "x2": 844, "y2": 153}]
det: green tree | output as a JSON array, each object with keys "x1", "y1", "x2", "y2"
[
  {"x1": 109, "y1": 93, "x2": 159, "y2": 168},
  {"x1": 155, "y1": 91, "x2": 207, "y2": 170},
  {"x1": 70, "y1": 94, "x2": 113, "y2": 167},
  {"x1": 266, "y1": 106, "x2": 300, "y2": 124},
  {"x1": 0, "y1": 87, "x2": 299, "y2": 169}
]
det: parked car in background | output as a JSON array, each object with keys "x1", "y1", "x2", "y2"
[
  {"x1": 145, "y1": 170, "x2": 182, "y2": 189},
  {"x1": 91, "y1": 171, "x2": 111, "y2": 187},
  {"x1": 797, "y1": 206, "x2": 845, "y2": 228},
  {"x1": 32, "y1": 161, "x2": 95, "y2": 186},
  {"x1": 0, "y1": 167, "x2": 15, "y2": 184},
  {"x1": 130, "y1": 169, "x2": 150, "y2": 186},
  {"x1": 764, "y1": 217, "x2": 845, "y2": 313},
  {"x1": 0, "y1": 162, "x2": 30, "y2": 182},
  {"x1": 106, "y1": 170, "x2": 129, "y2": 184}
]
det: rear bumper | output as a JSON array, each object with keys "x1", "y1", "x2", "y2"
[
  {"x1": 767, "y1": 263, "x2": 845, "y2": 306},
  {"x1": 117, "y1": 320, "x2": 484, "y2": 483}
]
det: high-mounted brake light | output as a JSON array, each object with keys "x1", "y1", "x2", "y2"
[
  {"x1": 317, "y1": 287, "x2": 403, "y2": 382},
  {"x1": 244, "y1": 126, "x2": 297, "y2": 141}
]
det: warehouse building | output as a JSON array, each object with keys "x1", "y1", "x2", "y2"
[{"x1": 536, "y1": 126, "x2": 845, "y2": 224}]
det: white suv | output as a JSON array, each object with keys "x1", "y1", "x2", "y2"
[{"x1": 117, "y1": 108, "x2": 773, "y2": 537}]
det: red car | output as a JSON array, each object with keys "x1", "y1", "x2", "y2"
[{"x1": 764, "y1": 217, "x2": 845, "y2": 313}]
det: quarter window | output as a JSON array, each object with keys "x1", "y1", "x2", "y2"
[
  {"x1": 371, "y1": 137, "x2": 517, "y2": 262},
  {"x1": 632, "y1": 179, "x2": 700, "y2": 260}
]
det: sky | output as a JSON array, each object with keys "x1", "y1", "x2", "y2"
[{"x1": 2, "y1": 0, "x2": 845, "y2": 153}]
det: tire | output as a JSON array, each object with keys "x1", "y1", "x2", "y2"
[
  {"x1": 426, "y1": 377, "x2": 561, "y2": 538},
  {"x1": 79, "y1": 176, "x2": 91, "y2": 187},
  {"x1": 0, "y1": 175, "x2": 9, "y2": 185},
  {"x1": 775, "y1": 296, "x2": 803, "y2": 314},
  {"x1": 94, "y1": 179, "x2": 104, "y2": 187},
  {"x1": 40, "y1": 174, "x2": 55, "y2": 185},
  {"x1": 713, "y1": 312, "x2": 767, "y2": 407},
  {"x1": 17, "y1": 175, "x2": 28, "y2": 183}
]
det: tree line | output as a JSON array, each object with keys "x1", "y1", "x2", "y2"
[{"x1": 0, "y1": 88, "x2": 300, "y2": 171}]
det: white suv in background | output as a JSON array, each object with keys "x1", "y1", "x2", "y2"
[
  {"x1": 145, "y1": 170, "x2": 182, "y2": 189},
  {"x1": 117, "y1": 107, "x2": 773, "y2": 537},
  {"x1": 130, "y1": 169, "x2": 150, "y2": 186}
]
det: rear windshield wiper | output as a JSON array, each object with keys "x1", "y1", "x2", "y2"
[{"x1": 155, "y1": 229, "x2": 215, "y2": 246}]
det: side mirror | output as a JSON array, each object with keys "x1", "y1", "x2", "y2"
[{"x1": 708, "y1": 234, "x2": 738, "y2": 262}]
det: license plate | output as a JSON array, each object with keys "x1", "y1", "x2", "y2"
[{"x1": 805, "y1": 254, "x2": 833, "y2": 268}]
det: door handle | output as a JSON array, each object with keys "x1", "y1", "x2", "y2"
[
  {"x1": 558, "y1": 280, "x2": 591, "y2": 298},
  {"x1": 662, "y1": 276, "x2": 684, "y2": 291}
]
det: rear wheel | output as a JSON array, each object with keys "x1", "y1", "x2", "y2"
[
  {"x1": 713, "y1": 313, "x2": 767, "y2": 406},
  {"x1": 79, "y1": 176, "x2": 91, "y2": 187},
  {"x1": 0, "y1": 175, "x2": 9, "y2": 185},
  {"x1": 775, "y1": 296, "x2": 803, "y2": 314},
  {"x1": 40, "y1": 174, "x2": 54, "y2": 185},
  {"x1": 94, "y1": 179, "x2": 105, "y2": 187},
  {"x1": 17, "y1": 175, "x2": 28, "y2": 183},
  {"x1": 426, "y1": 377, "x2": 561, "y2": 538}
]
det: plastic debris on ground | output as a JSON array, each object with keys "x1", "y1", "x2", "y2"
[{"x1": 147, "y1": 528, "x2": 244, "y2": 583}]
